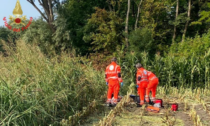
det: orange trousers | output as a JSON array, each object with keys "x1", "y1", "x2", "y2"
[
  {"x1": 137, "y1": 82, "x2": 148, "y2": 103},
  {"x1": 146, "y1": 78, "x2": 159, "y2": 97},
  {"x1": 107, "y1": 79, "x2": 120, "y2": 100}
]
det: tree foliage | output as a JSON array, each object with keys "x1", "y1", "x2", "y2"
[
  {"x1": 83, "y1": 7, "x2": 124, "y2": 53},
  {"x1": 0, "y1": 0, "x2": 210, "y2": 57},
  {"x1": 128, "y1": 27, "x2": 154, "y2": 56}
]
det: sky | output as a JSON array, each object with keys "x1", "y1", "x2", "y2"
[{"x1": 0, "y1": 0, "x2": 43, "y2": 26}]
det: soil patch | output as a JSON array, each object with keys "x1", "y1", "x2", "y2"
[
  {"x1": 80, "y1": 105, "x2": 113, "y2": 126},
  {"x1": 161, "y1": 99, "x2": 194, "y2": 126},
  {"x1": 113, "y1": 98, "x2": 195, "y2": 126},
  {"x1": 174, "y1": 111, "x2": 194, "y2": 126},
  {"x1": 81, "y1": 97, "x2": 197, "y2": 126},
  {"x1": 194, "y1": 104, "x2": 210, "y2": 125}
]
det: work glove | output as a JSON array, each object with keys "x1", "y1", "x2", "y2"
[
  {"x1": 121, "y1": 82, "x2": 123, "y2": 86},
  {"x1": 106, "y1": 82, "x2": 108, "y2": 85}
]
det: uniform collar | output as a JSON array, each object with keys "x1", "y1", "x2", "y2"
[
  {"x1": 111, "y1": 62, "x2": 117, "y2": 65},
  {"x1": 138, "y1": 67, "x2": 144, "y2": 70}
]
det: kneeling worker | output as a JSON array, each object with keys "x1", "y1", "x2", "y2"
[
  {"x1": 145, "y1": 70, "x2": 159, "y2": 103},
  {"x1": 136, "y1": 63, "x2": 149, "y2": 106},
  {"x1": 105, "y1": 57, "x2": 123, "y2": 106}
]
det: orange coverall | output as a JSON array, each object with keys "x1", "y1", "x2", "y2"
[
  {"x1": 136, "y1": 67, "x2": 149, "y2": 105},
  {"x1": 145, "y1": 71, "x2": 159, "y2": 102},
  {"x1": 105, "y1": 62, "x2": 123, "y2": 104}
]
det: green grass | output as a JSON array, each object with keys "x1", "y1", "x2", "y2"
[
  {"x1": 0, "y1": 40, "x2": 106, "y2": 126},
  {"x1": 1, "y1": 37, "x2": 210, "y2": 125}
]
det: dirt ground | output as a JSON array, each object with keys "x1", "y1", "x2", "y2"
[
  {"x1": 80, "y1": 96, "x2": 210, "y2": 126},
  {"x1": 113, "y1": 98, "x2": 195, "y2": 126},
  {"x1": 80, "y1": 105, "x2": 114, "y2": 126},
  {"x1": 194, "y1": 104, "x2": 210, "y2": 125}
]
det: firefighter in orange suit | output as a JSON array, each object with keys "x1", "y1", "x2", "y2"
[
  {"x1": 136, "y1": 63, "x2": 149, "y2": 105},
  {"x1": 105, "y1": 57, "x2": 123, "y2": 105},
  {"x1": 145, "y1": 70, "x2": 159, "y2": 103}
]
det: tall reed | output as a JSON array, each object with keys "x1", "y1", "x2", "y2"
[{"x1": 0, "y1": 40, "x2": 106, "y2": 125}]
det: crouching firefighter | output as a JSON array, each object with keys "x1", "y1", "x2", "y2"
[
  {"x1": 136, "y1": 63, "x2": 149, "y2": 106},
  {"x1": 145, "y1": 70, "x2": 159, "y2": 103},
  {"x1": 105, "y1": 57, "x2": 123, "y2": 106}
]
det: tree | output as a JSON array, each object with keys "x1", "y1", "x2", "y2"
[
  {"x1": 194, "y1": 3, "x2": 210, "y2": 24},
  {"x1": 182, "y1": 0, "x2": 191, "y2": 42},
  {"x1": 135, "y1": 0, "x2": 143, "y2": 30},
  {"x1": 26, "y1": 0, "x2": 61, "y2": 32},
  {"x1": 125, "y1": 0, "x2": 131, "y2": 48},
  {"x1": 21, "y1": 18, "x2": 53, "y2": 54},
  {"x1": 137, "y1": 0, "x2": 172, "y2": 52},
  {"x1": 54, "y1": 0, "x2": 108, "y2": 55},
  {"x1": 129, "y1": 27, "x2": 154, "y2": 56},
  {"x1": 172, "y1": 0, "x2": 179, "y2": 43},
  {"x1": 83, "y1": 7, "x2": 124, "y2": 53}
]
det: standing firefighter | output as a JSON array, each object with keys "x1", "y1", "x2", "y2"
[
  {"x1": 145, "y1": 70, "x2": 159, "y2": 103},
  {"x1": 136, "y1": 63, "x2": 149, "y2": 106},
  {"x1": 105, "y1": 57, "x2": 123, "y2": 106}
]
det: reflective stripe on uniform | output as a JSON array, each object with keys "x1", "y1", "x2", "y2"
[
  {"x1": 116, "y1": 66, "x2": 121, "y2": 73},
  {"x1": 106, "y1": 71, "x2": 117, "y2": 74},
  {"x1": 137, "y1": 80, "x2": 148, "y2": 84},
  {"x1": 106, "y1": 64, "x2": 122, "y2": 81},
  {"x1": 150, "y1": 76, "x2": 157, "y2": 81},
  {"x1": 140, "y1": 70, "x2": 148, "y2": 80},
  {"x1": 139, "y1": 79, "x2": 148, "y2": 82},
  {"x1": 118, "y1": 78, "x2": 122, "y2": 82},
  {"x1": 108, "y1": 76, "x2": 118, "y2": 79}
]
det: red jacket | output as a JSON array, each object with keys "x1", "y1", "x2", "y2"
[
  {"x1": 147, "y1": 71, "x2": 158, "y2": 81},
  {"x1": 136, "y1": 67, "x2": 149, "y2": 85},
  {"x1": 105, "y1": 62, "x2": 123, "y2": 83}
]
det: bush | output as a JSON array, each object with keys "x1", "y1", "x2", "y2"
[
  {"x1": 168, "y1": 29, "x2": 210, "y2": 59},
  {"x1": 128, "y1": 27, "x2": 154, "y2": 57}
]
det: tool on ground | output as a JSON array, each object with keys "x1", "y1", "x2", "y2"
[
  {"x1": 153, "y1": 103, "x2": 161, "y2": 108},
  {"x1": 146, "y1": 106, "x2": 160, "y2": 113}
]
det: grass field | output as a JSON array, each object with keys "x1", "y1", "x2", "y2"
[{"x1": 1, "y1": 40, "x2": 210, "y2": 126}]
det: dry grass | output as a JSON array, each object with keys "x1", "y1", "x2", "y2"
[{"x1": 189, "y1": 105, "x2": 206, "y2": 126}]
